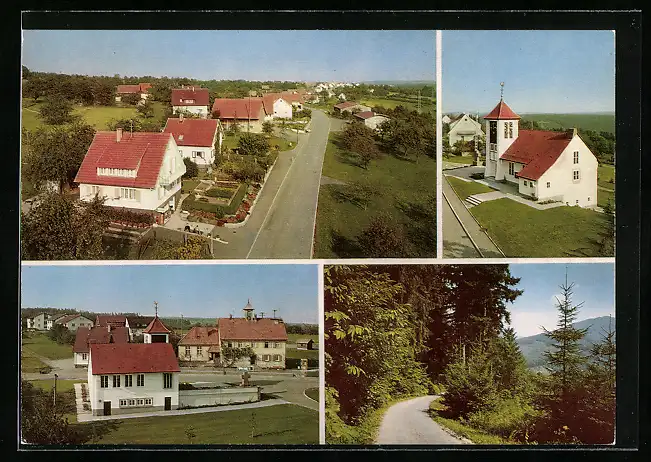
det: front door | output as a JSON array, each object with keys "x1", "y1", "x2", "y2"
[
  {"x1": 103, "y1": 401, "x2": 111, "y2": 416},
  {"x1": 164, "y1": 397, "x2": 172, "y2": 411}
]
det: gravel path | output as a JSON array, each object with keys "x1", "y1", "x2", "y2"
[{"x1": 376, "y1": 396, "x2": 467, "y2": 445}]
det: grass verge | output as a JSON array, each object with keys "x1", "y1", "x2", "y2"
[
  {"x1": 446, "y1": 175, "x2": 495, "y2": 200},
  {"x1": 428, "y1": 397, "x2": 511, "y2": 444},
  {"x1": 305, "y1": 387, "x2": 319, "y2": 402}
]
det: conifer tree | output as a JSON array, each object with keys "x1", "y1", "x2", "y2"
[{"x1": 490, "y1": 327, "x2": 529, "y2": 397}]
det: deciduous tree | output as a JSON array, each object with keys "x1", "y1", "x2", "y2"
[{"x1": 39, "y1": 96, "x2": 78, "y2": 125}]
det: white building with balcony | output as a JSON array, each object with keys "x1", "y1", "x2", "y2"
[{"x1": 74, "y1": 129, "x2": 186, "y2": 225}]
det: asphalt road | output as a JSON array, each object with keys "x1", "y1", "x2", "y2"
[
  {"x1": 210, "y1": 110, "x2": 331, "y2": 259},
  {"x1": 375, "y1": 395, "x2": 466, "y2": 445}
]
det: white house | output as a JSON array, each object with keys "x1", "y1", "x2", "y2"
[
  {"x1": 164, "y1": 115, "x2": 221, "y2": 168},
  {"x1": 73, "y1": 325, "x2": 130, "y2": 367},
  {"x1": 171, "y1": 87, "x2": 210, "y2": 119},
  {"x1": 338, "y1": 93, "x2": 346, "y2": 101},
  {"x1": 441, "y1": 114, "x2": 452, "y2": 124},
  {"x1": 353, "y1": 111, "x2": 390, "y2": 131},
  {"x1": 54, "y1": 314, "x2": 94, "y2": 332},
  {"x1": 447, "y1": 113, "x2": 484, "y2": 147},
  {"x1": 262, "y1": 94, "x2": 293, "y2": 120},
  {"x1": 75, "y1": 130, "x2": 186, "y2": 225},
  {"x1": 87, "y1": 343, "x2": 180, "y2": 416},
  {"x1": 26, "y1": 313, "x2": 49, "y2": 330},
  {"x1": 483, "y1": 99, "x2": 598, "y2": 208},
  {"x1": 211, "y1": 98, "x2": 266, "y2": 134}
]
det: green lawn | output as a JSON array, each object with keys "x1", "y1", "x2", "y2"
[
  {"x1": 428, "y1": 398, "x2": 512, "y2": 445},
  {"x1": 314, "y1": 133, "x2": 436, "y2": 258},
  {"x1": 304, "y1": 387, "x2": 319, "y2": 402},
  {"x1": 79, "y1": 404, "x2": 318, "y2": 445},
  {"x1": 181, "y1": 179, "x2": 201, "y2": 194},
  {"x1": 28, "y1": 379, "x2": 84, "y2": 394},
  {"x1": 22, "y1": 331, "x2": 73, "y2": 360},
  {"x1": 598, "y1": 188, "x2": 615, "y2": 209},
  {"x1": 446, "y1": 175, "x2": 495, "y2": 200},
  {"x1": 443, "y1": 155, "x2": 475, "y2": 165},
  {"x1": 361, "y1": 97, "x2": 435, "y2": 114},
  {"x1": 286, "y1": 348, "x2": 319, "y2": 360},
  {"x1": 469, "y1": 198, "x2": 611, "y2": 257},
  {"x1": 598, "y1": 164, "x2": 615, "y2": 190},
  {"x1": 21, "y1": 350, "x2": 50, "y2": 373},
  {"x1": 287, "y1": 333, "x2": 319, "y2": 343}
]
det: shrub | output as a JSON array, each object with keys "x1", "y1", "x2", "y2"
[
  {"x1": 285, "y1": 358, "x2": 319, "y2": 369},
  {"x1": 470, "y1": 172, "x2": 485, "y2": 180},
  {"x1": 466, "y1": 397, "x2": 542, "y2": 442},
  {"x1": 183, "y1": 158, "x2": 199, "y2": 179},
  {"x1": 205, "y1": 187, "x2": 236, "y2": 199},
  {"x1": 104, "y1": 207, "x2": 155, "y2": 226}
]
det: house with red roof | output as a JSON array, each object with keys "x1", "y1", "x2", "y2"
[
  {"x1": 447, "y1": 113, "x2": 484, "y2": 147},
  {"x1": 73, "y1": 325, "x2": 130, "y2": 367},
  {"x1": 177, "y1": 299, "x2": 288, "y2": 369},
  {"x1": 353, "y1": 111, "x2": 390, "y2": 131},
  {"x1": 262, "y1": 93, "x2": 293, "y2": 120},
  {"x1": 143, "y1": 313, "x2": 172, "y2": 344},
  {"x1": 171, "y1": 86, "x2": 210, "y2": 118},
  {"x1": 334, "y1": 101, "x2": 371, "y2": 115},
  {"x1": 211, "y1": 98, "x2": 266, "y2": 133},
  {"x1": 53, "y1": 313, "x2": 94, "y2": 332},
  {"x1": 87, "y1": 343, "x2": 180, "y2": 416},
  {"x1": 484, "y1": 99, "x2": 598, "y2": 207},
  {"x1": 74, "y1": 129, "x2": 186, "y2": 225},
  {"x1": 163, "y1": 114, "x2": 222, "y2": 168},
  {"x1": 115, "y1": 82, "x2": 152, "y2": 103}
]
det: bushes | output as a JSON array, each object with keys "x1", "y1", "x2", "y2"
[
  {"x1": 205, "y1": 187, "x2": 236, "y2": 199},
  {"x1": 183, "y1": 158, "x2": 199, "y2": 179},
  {"x1": 285, "y1": 358, "x2": 319, "y2": 369},
  {"x1": 104, "y1": 207, "x2": 155, "y2": 226},
  {"x1": 470, "y1": 172, "x2": 485, "y2": 180},
  {"x1": 466, "y1": 397, "x2": 542, "y2": 441},
  {"x1": 182, "y1": 196, "x2": 225, "y2": 219}
]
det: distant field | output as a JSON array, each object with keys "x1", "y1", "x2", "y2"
[
  {"x1": 519, "y1": 113, "x2": 615, "y2": 134},
  {"x1": 21, "y1": 101, "x2": 168, "y2": 132},
  {"x1": 79, "y1": 404, "x2": 318, "y2": 445},
  {"x1": 361, "y1": 97, "x2": 435, "y2": 114}
]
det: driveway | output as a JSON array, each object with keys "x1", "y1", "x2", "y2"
[
  {"x1": 376, "y1": 396, "x2": 467, "y2": 445},
  {"x1": 210, "y1": 110, "x2": 331, "y2": 259}
]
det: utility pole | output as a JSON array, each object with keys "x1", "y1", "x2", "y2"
[
  {"x1": 247, "y1": 94, "x2": 251, "y2": 133},
  {"x1": 53, "y1": 373, "x2": 58, "y2": 410},
  {"x1": 417, "y1": 90, "x2": 421, "y2": 113},
  {"x1": 273, "y1": 309, "x2": 277, "y2": 319}
]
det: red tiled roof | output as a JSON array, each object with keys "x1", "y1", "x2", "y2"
[
  {"x1": 261, "y1": 93, "x2": 286, "y2": 114},
  {"x1": 217, "y1": 318, "x2": 288, "y2": 341},
  {"x1": 117, "y1": 84, "x2": 141, "y2": 94},
  {"x1": 334, "y1": 101, "x2": 356, "y2": 110},
  {"x1": 164, "y1": 118, "x2": 218, "y2": 148},
  {"x1": 73, "y1": 326, "x2": 129, "y2": 353},
  {"x1": 126, "y1": 316, "x2": 154, "y2": 328},
  {"x1": 56, "y1": 314, "x2": 89, "y2": 325},
  {"x1": 354, "y1": 111, "x2": 375, "y2": 120},
  {"x1": 483, "y1": 100, "x2": 520, "y2": 120},
  {"x1": 171, "y1": 88, "x2": 210, "y2": 107},
  {"x1": 500, "y1": 129, "x2": 573, "y2": 180},
  {"x1": 280, "y1": 91, "x2": 304, "y2": 103},
  {"x1": 74, "y1": 132, "x2": 174, "y2": 189},
  {"x1": 139, "y1": 83, "x2": 152, "y2": 93},
  {"x1": 143, "y1": 316, "x2": 171, "y2": 334},
  {"x1": 178, "y1": 326, "x2": 220, "y2": 346},
  {"x1": 211, "y1": 98, "x2": 265, "y2": 120},
  {"x1": 90, "y1": 343, "x2": 180, "y2": 375},
  {"x1": 95, "y1": 315, "x2": 128, "y2": 327}
]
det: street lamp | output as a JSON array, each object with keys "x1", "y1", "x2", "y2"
[{"x1": 53, "y1": 373, "x2": 58, "y2": 409}]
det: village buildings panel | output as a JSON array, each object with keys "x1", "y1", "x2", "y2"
[
  {"x1": 483, "y1": 99, "x2": 598, "y2": 207},
  {"x1": 73, "y1": 325, "x2": 130, "y2": 367},
  {"x1": 74, "y1": 130, "x2": 186, "y2": 224}
]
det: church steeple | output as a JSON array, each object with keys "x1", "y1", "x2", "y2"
[{"x1": 243, "y1": 298, "x2": 255, "y2": 320}]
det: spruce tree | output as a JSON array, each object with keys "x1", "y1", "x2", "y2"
[{"x1": 490, "y1": 327, "x2": 529, "y2": 397}]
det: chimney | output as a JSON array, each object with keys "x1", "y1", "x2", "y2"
[
  {"x1": 116, "y1": 128, "x2": 123, "y2": 142},
  {"x1": 179, "y1": 113, "x2": 184, "y2": 122}
]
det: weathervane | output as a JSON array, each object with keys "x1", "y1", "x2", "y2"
[{"x1": 500, "y1": 82, "x2": 505, "y2": 100}]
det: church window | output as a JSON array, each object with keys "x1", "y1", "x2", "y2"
[
  {"x1": 489, "y1": 121, "x2": 497, "y2": 144},
  {"x1": 508, "y1": 122, "x2": 513, "y2": 138},
  {"x1": 508, "y1": 163, "x2": 515, "y2": 176}
]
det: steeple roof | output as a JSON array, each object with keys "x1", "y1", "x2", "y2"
[
  {"x1": 143, "y1": 315, "x2": 171, "y2": 334},
  {"x1": 243, "y1": 298, "x2": 254, "y2": 311},
  {"x1": 483, "y1": 100, "x2": 521, "y2": 120}
]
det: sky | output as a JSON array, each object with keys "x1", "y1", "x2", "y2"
[
  {"x1": 442, "y1": 30, "x2": 615, "y2": 114},
  {"x1": 20, "y1": 264, "x2": 319, "y2": 324},
  {"x1": 507, "y1": 263, "x2": 615, "y2": 338},
  {"x1": 22, "y1": 30, "x2": 435, "y2": 83}
]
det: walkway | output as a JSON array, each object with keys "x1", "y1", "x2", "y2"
[{"x1": 442, "y1": 175, "x2": 504, "y2": 258}]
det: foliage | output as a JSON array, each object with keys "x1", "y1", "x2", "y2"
[
  {"x1": 378, "y1": 107, "x2": 436, "y2": 161},
  {"x1": 205, "y1": 187, "x2": 236, "y2": 199},
  {"x1": 22, "y1": 122, "x2": 96, "y2": 193},
  {"x1": 262, "y1": 121, "x2": 274, "y2": 136},
  {"x1": 293, "y1": 108, "x2": 312, "y2": 119},
  {"x1": 38, "y1": 96, "x2": 79, "y2": 125},
  {"x1": 356, "y1": 214, "x2": 410, "y2": 258},
  {"x1": 21, "y1": 193, "x2": 110, "y2": 260},
  {"x1": 107, "y1": 117, "x2": 163, "y2": 133},
  {"x1": 220, "y1": 346, "x2": 256, "y2": 367},
  {"x1": 136, "y1": 99, "x2": 154, "y2": 118},
  {"x1": 150, "y1": 236, "x2": 209, "y2": 260},
  {"x1": 597, "y1": 199, "x2": 615, "y2": 256},
  {"x1": 340, "y1": 123, "x2": 380, "y2": 169},
  {"x1": 120, "y1": 93, "x2": 141, "y2": 106},
  {"x1": 47, "y1": 324, "x2": 76, "y2": 345},
  {"x1": 238, "y1": 132, "x2": 270, "y2": 157},
  {"x1": 183, "y1": 158, "x2": 199, "y2": 179},
  {"x1": 104, "y1": 207, "x2": 155, "y2": 225}
]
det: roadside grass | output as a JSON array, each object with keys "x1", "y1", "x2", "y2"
[
  {"x1": 305, "y1": 387, "x2": 319, "y2": 402},
  {"x1": 598, "y1": 164, "x2": 615, "y2": 188},
  {"x1": 21, "y1": 349, "x2": 50, "y2": 373},
  {"x1": 28, "y1": 378, "x2": 85, "y2": 394},
  {"x1": 443, "y1": 155, "x2": 475, "y2": 165},
  {"x1": 598, "y1": 188, "x2": 615, "y2": 209},
  {"x1": 78, "y1": 403, "x2": 318, "y2": 444},
  {"x1": 22, "y1": 331, "x2": 72, "y2": 360},
  {"x1": 428, "y1": 398, "x2": 511, "y2": 445},
  {"x1": 315, "y1": 133, "x2": 436, "y2": 258},
  {"x1": 446, "y1": 175, "x2": 495, "y2": 200},
  {"x1": 469, "y1": 198, "x2": 610, "y2": 257},
  {"x1": 287, "y1": 333, "x2": 319, "y2": 343},
  {"x1": 222, "y1": 134, "x2": 293, "y2": 152}
]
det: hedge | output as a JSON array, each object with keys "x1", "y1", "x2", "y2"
[
  {"x1": 183, "y1": 183, "x2": 248, "y2": 218},
  {"x1": 205, "y1": 187, "x2": 236, "y2": 199},
  {"x1": 104, "y1": 206, "x2": 155, "y2": 225},
  {"x1": 286, "y1": 358, "x2": 319, "y2": 369}
]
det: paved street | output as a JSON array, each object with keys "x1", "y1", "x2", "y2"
[{"x1": 209, "y1": 110, "x2": 331, "y2": 259}]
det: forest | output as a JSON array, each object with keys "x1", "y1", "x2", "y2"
[{"x1": 324, "y1": 265, "x2": 615, "y2": 445}]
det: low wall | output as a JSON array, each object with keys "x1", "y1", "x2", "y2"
[{"x1": 179, "y1": 386, "x2": 260, "y2": 408}]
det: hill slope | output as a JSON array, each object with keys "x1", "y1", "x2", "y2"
[{"x1": 516, "y1": 316, "x2": 615, "y2": 369}]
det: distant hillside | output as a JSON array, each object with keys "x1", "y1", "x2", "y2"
[
  {"x1": 518, "y1": 113, "x2": 615, "y2": 134},
  {"x1": 517, "y1": 316, "x2": 615, "y2": 369},
  {"x1": 364, "y1": 80, "x2": 435, "y2": 86}
]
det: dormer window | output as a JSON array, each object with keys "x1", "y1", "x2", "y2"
[{"x1": 97, "y1": 167, "x2": 137, "y2": 178}]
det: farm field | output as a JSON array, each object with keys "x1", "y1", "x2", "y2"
[
  {"x1": 469, "y1": 198, "x2": 611, "y2": 257},
  {"x1": 314, "y1": 134, "x2": 436, "y2": 258},
  {"x1": 361, "y1": 97, "x2": 435, "y2": 114},
  {"x1": 79, "y1": 403, "x2": 318, "y2": 445},
  {"x1": 519, "y1": 113, "x2": 615, "y2": 134}
]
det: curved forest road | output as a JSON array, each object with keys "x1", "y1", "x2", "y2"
[{"x1": 375, "y1": 396, "x2": 468, "y2": 445}]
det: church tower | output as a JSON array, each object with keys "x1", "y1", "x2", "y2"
[
  {"x1": 243, "y1": 299, "x2": 255, "y2": 321},
  {"x1": 483, "y1": 83, "x2": 521, "y2": 179}
]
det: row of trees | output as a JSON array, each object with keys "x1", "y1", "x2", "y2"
[{"x1": 325, "y1": 265, "x2": 615, "y2": 444}]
